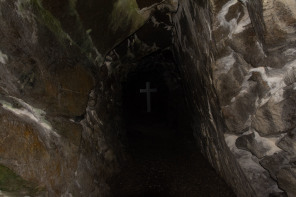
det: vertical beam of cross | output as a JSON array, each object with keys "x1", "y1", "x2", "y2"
[{"x1": 140, "y1": 82, "x2": 157, "y2": 113}]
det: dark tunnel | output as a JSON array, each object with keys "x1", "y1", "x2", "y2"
[{"x1": 109, "y1": 50, "x2": 235, "y2": 197}]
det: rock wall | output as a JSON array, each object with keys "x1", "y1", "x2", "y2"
[
  {"x1": 1, "y1": 0, "x2": 296, "y2": 196},
  {"x1": 172, "y1": 0, "x2": 256, "y2": 196},
  {"x1": 0, "y1": 0, "x2": 179, "y2": 195},
  {"x1": 211, "y1": 0, "x2": 296, "y2": 196},
  {"x1": 0, "y1": 0, "x2": 130, "y2": 195}
]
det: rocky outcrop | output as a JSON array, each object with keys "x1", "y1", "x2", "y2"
[
  {"x1": 212, "y1": 0, "x2": 296, "y2": 196},
  {"x1": 0, "y1": 0, "x2": 178, "y2": 195},
  {"x1": 0, "y1": 0, "x2": 132, "y2": 195},
  {"x1": 172, "y1": 0, "x2": 256, "y2": 196}
]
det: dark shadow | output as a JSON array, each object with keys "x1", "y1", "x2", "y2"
[
  {"x1": 109, "y1": 51, "x2": 235, "y2": 197},
  {"x1": 122, "y1": 68, "x2": 169, "y2": 126}
]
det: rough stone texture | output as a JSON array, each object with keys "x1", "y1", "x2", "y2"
[
  {"x1": 226, "y1": 134, "x2": 283, "y2": 197},
  {"x1": 211, "y1": 0, "x2": 296, "y2": 195},
  {"x1": 260, "y1": 152, "x2": 292, "y2": 180},
  {"x1": 1, "y1": 0, "x2": 296, "y2": 196},
  {"x1": 172, "y1": 0, "x2": 256, "y2": 196},
  {"x1": 0, "y1": 109, "x2": 79, "y2": 195},
  {"x1": 0, "y1": 0, "x2": 140, "y2": 195},
  {"x1": 277, "y1": 167, "x2": 296, "y2": 197},
  {"x1": 0, "y1": 0, "x2": 179, "y2": 195},
  {"x1": 235, "y1": 130, "x2": 282, "y2": 159},
  {"x1": 236, "y1": 133, "x2": 268, "y2": 159},
  {"x1": 262, "y1": 0, "x2": 296, "y2": 47},
  {"x1": 277, "y1": 129, "x2": 296, "y2": 155}
]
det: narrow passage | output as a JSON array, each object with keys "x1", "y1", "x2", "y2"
[{"x1": 109, "y1": 119, "x2": 235, "y2": 197}]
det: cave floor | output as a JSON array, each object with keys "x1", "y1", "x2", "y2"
[{"x1": 109, "y1": 121, "x2": 235, "y2": 197}]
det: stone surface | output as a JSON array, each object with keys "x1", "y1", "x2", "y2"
[
  {"x1": 269, "y1": 192, "x2": 288, "y2": 197},
  {"x1": 252, "y1": 91, "x2": 296, "y2": 136},
  {"x1": 277, "y1": 167, "x2": 296, "y2": 197},
  {"x1": 0, "y1": 0, "x2": 296, "y2": 196},
  {"x1": 225, "y1": 134, "x2": 283, "y2": 196},
  {"x1": 172, "y1": 0, "x2": 256, "y2": 196},
  {"x1": 277, "y1": 128, "x2": 296, "y2": 155},
  {"x1": 262, "y1": 0, "x2": 296, "y2": 47},
  {"x1": 236, "y1": 130, "x2": 282, "y2": 159},
  {"x1": 0, "y1": 0, "x2": 128, "y2": 195},
  {"x1": 260, "y1": 152, "x2": 291, "y2": 180},
  {"x1": 212, "y1": 0, "x2": 296, "y2": 195},
  {"x1": 0, "y1": 164, "x2": 43, "y2": 196},
  {"x1": 0, "y1": 108, "x2": 80, "y2": 196},
  {"x1": 236, "y1": 132, "x2": 268, "y2": 158}
]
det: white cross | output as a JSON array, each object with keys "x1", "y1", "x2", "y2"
[{"x1": 140, "y1": 82, "x2": 157, "y2": 113}]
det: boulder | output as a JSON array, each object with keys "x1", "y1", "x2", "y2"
[
  {"x1": 236, "y1": 131, "x2": 281, "y2": 159},
  {"x1": 260, "y1": 152, "x2": 291, "y2": 180}
]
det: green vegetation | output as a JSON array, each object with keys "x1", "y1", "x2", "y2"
[
  {"x1": 16, "y1": 0, "x2": 108, "y2": 65},
  {"x1": 15, "y1": 0, "x2": 73, "y2": 45},
  {"x1": 30, "y1": 0, "x2": 74, "y2": 45},
  {"x1": 0, "y1": 165, "x2": 41, "y2": 196},
  {"x1": 30, "y1": 0, "x2": 103, "y2": 65}
]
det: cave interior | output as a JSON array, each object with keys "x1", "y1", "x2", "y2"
[
  {"x1": 1, "y1": 0, "x2": 295, "y2": 196},
  {"x1": 105, "y1": 20, "x2": 234, "y2": 195}
]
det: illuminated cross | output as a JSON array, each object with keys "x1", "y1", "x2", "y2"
[{"x1": 140, "y1": 82, "x2": 157, "y2": 113}]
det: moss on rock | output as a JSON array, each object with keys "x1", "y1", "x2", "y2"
[
  {"x1": 30, "y1": 0, "x2": 73, "y2": 45},
  {"x1": 0, "y1": 165, "x2": 42, "y2": 196}
]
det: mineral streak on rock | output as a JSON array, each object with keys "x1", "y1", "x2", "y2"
[{"x1": 0, "y1": 50, "x2": 8, "y2": 64}]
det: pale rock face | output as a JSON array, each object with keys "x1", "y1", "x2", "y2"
[
  {"x1": 215, "y1": 0, "x2": 251, "y2": 38},
  {"x1": 250, "y1": 60, "x2": 296, "y2": 135},
  {"x1": 0, "y1": 50, "x2": 8, "y2": 64},
  {"x1": 215, "y1": 52, "x2": 236, "y2": 75},
  {"x1": 235, "y1": 131, "x2": 282, "y2": 158},
  {"x1": 173, "y1": 0, "x2": 257, "y2": 196},
  {"x1": 225, "y1": 133, "x2": 282, "y2": 196},
  {"x1": 263, "y1": 0, "x2": 296, "y2": 46},
  {"x1": 252, "y1": 101, "x2": 289, "y2": 136},
  {"x1": 213, "y1": 0, "x2": 296, "y2": 196}
]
